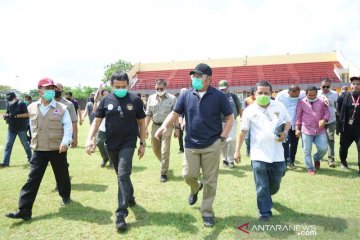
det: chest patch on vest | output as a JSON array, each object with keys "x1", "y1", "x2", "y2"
[
  {"x1": 53, "y1": 109, "x2": 60, "y2": 115},
  {"x1": 107, "y1": 104, "x2": 114, "y2": 110},
  {"x1": 126, "y1": 104, "x2": 134, "y2": 111}
]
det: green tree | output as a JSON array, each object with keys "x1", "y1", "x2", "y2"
[
  {"x1": 102, "y1": 59, "x2": 133, "y2": 83},
  {"x1": 0, "y1": 85, "x2": 11, "y2": 91}
]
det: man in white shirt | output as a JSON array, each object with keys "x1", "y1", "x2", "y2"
[
  {"x1": 275, "y1": 85, "x2": 305, "y2": 169},
  {"x1": 318, "y1": 78, "x2": 338, "y2": 167},
  {"x1": 234, "y1": 80, "x2": 291, "y2": 222}
]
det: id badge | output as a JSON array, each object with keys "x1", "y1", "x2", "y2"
[{"x1": 349, "y1": 118, "x2": 354, "y2": 125}]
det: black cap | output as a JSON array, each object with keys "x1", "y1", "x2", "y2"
[
  {"x1": 350, "y1": 76, "x2": 360, "y2": 82},
  {"x1": 189, "y1": 63, "x2": 212, "y2": 76},
  {"x1": 6, "y1": 92, "x2": 16, "y2": 101}
]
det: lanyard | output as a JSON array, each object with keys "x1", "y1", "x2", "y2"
[{"x1": 351, "y1": 95, "x2": 360, "y2": 118}]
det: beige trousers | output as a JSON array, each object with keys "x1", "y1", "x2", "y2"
[
  {"x1": 151, "y1": 123, "x2": 173, "y2": 175},
  {"x1": 182, "y1": 139, "x2": 222, "y2": 217}
]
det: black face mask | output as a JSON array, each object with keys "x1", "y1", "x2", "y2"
[
  {"x1": 65, "y1": 97, "x2": 71, "y2": 101},
  {"x1": 55, "y1": 91, "x2": 62, "y2": 98},
  {"x1": 89, "y1": 97, "x2": 94, "y2": 104}
]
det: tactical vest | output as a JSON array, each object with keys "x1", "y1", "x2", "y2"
[{"x1": 28, "y1": 102, "x2": 66, "y2": 151}]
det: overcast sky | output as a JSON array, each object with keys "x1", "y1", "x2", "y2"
[{"x1": 0, "y1": 0, "x2": 359, "y2": 92}]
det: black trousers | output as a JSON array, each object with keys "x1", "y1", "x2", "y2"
[
  {"x1": 282, "y1": 129, "x2": 299, "y2": 164},
  {"x1": 19, "y1": 151, "x2": 71, "y2": 211},
  {"x1": 107, "y1": 148, "x2": 135, "y2": 218},
  {"x1": 339, "y1": 127, "x2": 360, "y2": 169},
  {"x1": 178, "y1": 129, "x2": 184, "y2": 152}
]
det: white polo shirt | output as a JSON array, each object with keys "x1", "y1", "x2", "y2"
[{"x1": 240, "y1": 100, "x2": 291, "y2": 163}]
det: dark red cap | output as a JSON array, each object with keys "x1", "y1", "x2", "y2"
[{"x1": 38, "y1": 78, "x2": 56, "y2": 88}]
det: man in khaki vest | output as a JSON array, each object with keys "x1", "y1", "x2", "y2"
[
  {"x1": 145, "y1": 79, "x2": 179, "y2": 182},
  {"x1": 6, "y1": 78, "x2": 73, "y2": 221}
]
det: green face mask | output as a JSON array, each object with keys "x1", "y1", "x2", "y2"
[
  {"x1": 43, "y1": 90, "x2": 55, "y2": 101},
  {"x1": 256, "y1": 95, "x2": 270, "y2": 106},
  {"x1": 114, "y1": 89, "x2": 128, "y2": 98},
  {"x1": 192, "y1": 78, "x2": 204, "y2": 90}
]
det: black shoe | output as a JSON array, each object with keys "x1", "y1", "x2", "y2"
[
  {"x1": 259, "y1": 216, "x2": 270, "y2": 222},
  {"x1": 188, "y1": 182, "x2": 203, "y2": 205},
  {"x1": 340, "y1": 162, "x2": 349, "y2": 169},
  {"x1": 0, "y1": 163, "x2": 9, "y2": 168},
  {"x1": 202, "y1": 216, "x2": 215, "y2": 227},
  {"x1": 328, "y1": 160, "x2": 335, "y2": 168},
  {"x1": 128, "y1": 198, "x2": 136, "y2": 207},
  {"x1": 5, "y1": 210, "x2": 32, "y2": 220},
  {"x1": 223, "y1": 160, "x2": 229, "y2": 168},
  {"x1": 287, "y1": 162, "x2": 297, "y2": 169},
  {"x1": 116, "y1": 216, "x2": 127, "y2": 232},
  {"x1": 358, "y1": 171, "x2": 360, "y2": 178},
  {"x1": 61, "y1": 198, "x2": 72, "y2": 206},
  {"x1": 100, "y1": 162, "x2": 106, "y2": 168},
  {"x1": 160, "y1": 175, "x2": 168, "y2": 183}
]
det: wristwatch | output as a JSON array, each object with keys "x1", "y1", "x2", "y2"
[
  {"x1": 220, "y1": 136, "x2": 226, "y2": 142},
  {"x1": 140, "y1": 141, "x2": 146, "y2": 147}
]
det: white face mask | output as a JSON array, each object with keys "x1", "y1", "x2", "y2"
[
  {"x1": 157, "y1": 91, "x2": 166, "y2": 97},
  {"x1": 8, "y1": 99, "x2": 16, "y2": 105}
]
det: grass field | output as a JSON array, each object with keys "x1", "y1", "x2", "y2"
[{"x1": 0, "y1": 117, "x2": 359, "y2": 240}]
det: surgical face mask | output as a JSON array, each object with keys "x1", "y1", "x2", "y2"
[
  {"x1": 43, "y1": 90, "x2": 55, "y2": 101},
  {"x1": 8, "y1": 99, "x2": 16, "y2": 105},
  {"x1": 256, "y1": 95, "x2": 270, "y2": 106},
  {"x1": 307, "y1": 97, "x2": 317, "y2": 103},
  {"x1": 114, "y1": 89, "x2": 128, "y2": 98},
  {"x1": 54, "y1": 90, "x2": 62, "y2": 98},
  {"x1": 289, "y1": 97, "x2": 299, "y2": 102},
  {"x1": 192, "y1": 78, "x2": 204, "y2": 90},
  {"x1": 24, "y1": 100, "x2": 29, "y2": 106},
  {"x1": 156, "y1": 90, "x2": 166, "y2": 97}
]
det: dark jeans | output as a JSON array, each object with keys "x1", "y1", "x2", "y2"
[
  {"x1": 178, "y1": 129, "x2": 184, "y2": 152},
  {"x1": 339, "y1": 127, "x2": 360, "y2": 169},
  {"x1": 107, "y1": 148, "x2": 135, "y2": 218},
  {"x1": 96, "y1": 130, "x2": 110, "y2": 164},
  {"x1": 19, "y1": 151, "x2": 71, "y2": 211},
  {"x1": 3, "y1": 130, "x2": 32, "y2": 166},
  {"x1": 252, "y1": 160, "x2": 286, "y2": 218},
  {"x1": 282, "y1": 129, "x2": 299, "y2": 164}
]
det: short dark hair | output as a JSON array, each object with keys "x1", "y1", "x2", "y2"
[
  {"x1": 111, "y1": 72, "x2": 129, "y2": 84},
  {"x1": 321, "y1": 78, "x2": 331, "y2": 84},
  {"x1": 155, "y1": 79, "x2": 167, "y2": 87},
  {"x1": 65, "y1": 91, "x2": 73, "y2": 97},
  {"x1": 250, "y1": 87, "x2": 255, "y2": 95},
  {"x1": 24, "y1": 95, "x2": 32, "y2": 101},
  {"x1": 350, "y1": 76, "x2": 360, "y2": 82},
  {"x1": 288, "y1": 85, "x2": 300, "y2": 92},
  {"x1": 305, "y1": 85, "x2": 318, "y2": 93},
  {"x1": 255, "y1": 80, "x2": 272, "y2": 92},
  {"x1": 101, "y1": 89, "x2": 110, "y2": 96}
]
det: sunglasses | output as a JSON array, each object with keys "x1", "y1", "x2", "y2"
[{"x1": 321, "y1": 86, "x2": 330, "y2": 89}]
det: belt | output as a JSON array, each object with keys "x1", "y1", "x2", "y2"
[{"x1": 153, "y1": 122, "x2": 163, "y2": 126}]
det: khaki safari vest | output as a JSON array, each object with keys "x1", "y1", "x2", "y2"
[{"x1": 28, "y1": 102, "x2": 67, "y2": 151}]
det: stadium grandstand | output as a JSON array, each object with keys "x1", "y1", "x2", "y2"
[{"x1": 127, "y1": 51, "x2": 359, "y2": 97}]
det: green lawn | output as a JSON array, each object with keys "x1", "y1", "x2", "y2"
[{"x1": 0, "y1": 118, "x2": 359, "y2": 240}]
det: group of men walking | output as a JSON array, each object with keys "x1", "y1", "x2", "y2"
[{"x1": 2, "y1": 64, "x2": 360, "y2": 232}]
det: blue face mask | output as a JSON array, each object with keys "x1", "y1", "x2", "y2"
[
  {"x1": 289, "y1": 97, "x2": 299, "y2": 102},
  {"x1": 43, "y1": 90, "x2": 55, "y2": 101},
  {"x1": 192, "y1": 78, "x2": 204, "y2": 90},
  {"x1": 114, "y1": 89, "x2": 128, "y2": 98}
]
